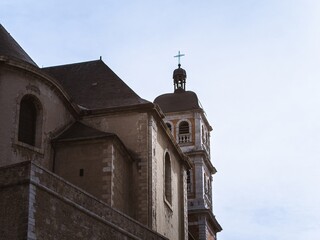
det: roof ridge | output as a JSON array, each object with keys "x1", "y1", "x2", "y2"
[
  {"x1": 54, "y1": 121, "x2": 114, "y2": 141},
  {"x1": 42, "y1": 59, "x2": 103, "y2": 69}
]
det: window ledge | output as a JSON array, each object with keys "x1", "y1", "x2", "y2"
[
  {"x1": 164, "y1": 197, "x2": 173, "y2": 212},
  {"x1": 14, "y1": 141, "x2": 44, "y2": 155},
  {"x1": 178, "y1": 142, "x2": 193, "y2": 146}
]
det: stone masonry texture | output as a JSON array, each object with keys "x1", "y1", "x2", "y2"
[{"x1": 0, "y1": 161, "x2": 168, "y2": 240}]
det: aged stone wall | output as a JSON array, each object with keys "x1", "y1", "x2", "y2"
[
  {"x1": 0, "y1": 161, "x2": 168, "y2": 240},
  {"x1": 54, "y1": 137, "x2": 133, "y2": 216},
  {"x1": 84, "y1": 112, "x2": 188, "y2": 239},
  {"x1": 0, "y1": 163, "x2": 29, "y2": 240},
  {"x1": 188, "y1": 214, "x2": 200, "y2": 239},
  {"x1": 54, "y1": 140, "x2": 109, "y2": 201},
  {"x1": 112, "y1": 138, "x2": 133, "y2": 215},
  {"x1": 151, "y1": 115, "x2": 188, "y2": 240},
  {"x1": 0, "y1": 64, "x2": 74, "y2": 169},
  {"x1": 83, "y1": 112, "x2": 149, "y2": 225}
]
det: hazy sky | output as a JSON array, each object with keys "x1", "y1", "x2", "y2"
[{"x1": 2, "y1": 1, "x2": 320, "y2": 239}]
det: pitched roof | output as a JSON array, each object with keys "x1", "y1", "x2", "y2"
[
  {"x1": 42, "y1": 60, "x2": 149, "y2": 110},
  {"x1": 154, "y1": 90, "x2": 202, "y2": 113},
  {"x1": 54, "y1": 121, "x2": 114, "y2": 142},
  {"x1": 0, "y1": 24, "x2": 37, "y2": 66}
]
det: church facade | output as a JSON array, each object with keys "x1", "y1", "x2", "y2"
[{"x1": 0, "y1": 24, "x2": 221, "y2": 239}]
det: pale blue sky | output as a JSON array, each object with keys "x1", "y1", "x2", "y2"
[{"x1": 2, "y1": 1, "x2": 320, "y2": 239}]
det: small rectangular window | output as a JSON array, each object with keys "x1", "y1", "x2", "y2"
[{"x1": 79, "y1": 169, "x2": 84, "y2": 176}]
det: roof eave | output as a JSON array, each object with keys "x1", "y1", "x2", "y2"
[
  {"x1": 0, "y1": 56, "x2": 81, "y2": 117},
  {"x1": 185, "y1": 150, "x2": 217, "y2": 174},
  {"x1": 81, "y1": 102, "x2": 155, "y2": 116},
  {"x1": 52, "y1": 135, "x2": 113, "y2": 143}
]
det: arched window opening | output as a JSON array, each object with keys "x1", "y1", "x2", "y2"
[
  {"x1": 187, "y1": 169, "x2": 192, "y2": 193},
  {"x1": 178, "y1": 121, "x2": 191, "y2": 143},
  {"x1": 18, "y1": 95, "x2": 42, "y2": 147},
  {"x1": 164, "y1": 152, "x2": 172, "y2": 204},
  {"x1": 202, "y1": 126, "x2": 205, "y2": 143},
  {"x1": 179, "y1": 121, "x2": 189, "y2": 134},
  {"x1": 166, "y1": 122, "x2": 172, "y2": 132},
  {"x1": 204, "y1": 173, "x2": 209, "y2": 194}
]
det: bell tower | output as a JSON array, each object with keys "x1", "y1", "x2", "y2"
[{"x1": 154, "y1": 53, "x2": 222, "y2": 240}]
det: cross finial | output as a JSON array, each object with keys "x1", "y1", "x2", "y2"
[{"x1": 174, "y1": 51, "x2": 185, "y2": 67}]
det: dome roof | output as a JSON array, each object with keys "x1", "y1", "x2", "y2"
[
  {"x1": 154, "y1": 90, "x2": 201, "y2": 113},
  {"x1": 173, "y1": 66, "x2": 187, "y2": 79}
]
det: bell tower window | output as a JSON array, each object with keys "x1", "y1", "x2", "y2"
[{"x1": 178, "y1": 120, "x2": 191, "y2": 143}]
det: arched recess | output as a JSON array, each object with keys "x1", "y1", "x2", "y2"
[
  {"x1": 18, "y1": 94, "x2": 43, "y2": 147},
  {"x1": 176, "y1": 119, "x2": 192, "y2": 143},
  {"x1": 165, "y1": 121, "x2": 173, "y2": 134},
  {"x1": 164, "y1": 151, "x2": 172, "y2": 204}
]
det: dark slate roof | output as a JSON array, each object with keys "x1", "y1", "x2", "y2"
[
  {"x1": 42, "y1": 60, "x2": 149, "y2": 110},
  {"x1": 0, "y1": 24, "x2": 37, "y2": 66},
  {"x1": 54, "y1": 121, "x2": 114, "y2": 141},
  {"x1": 154, "y1": 89, "x2": 202, "y2": 113}
]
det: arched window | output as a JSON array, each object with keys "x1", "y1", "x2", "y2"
[
  {"x1": 166, "y1": 122, "x2": 172, "y2": 132},
  {"x1": 164, "y1": 152, "x2": 172, "y2": 204},
  {"x1": 178, "y1": 120, "x2": 191, "y2": 143},
  {"x1": 202, "y1": 125, "x2": 205, "y2": 143},
  {"x1": 187, "y1": 169, "x2": 192, "y2": 193},
  {"x1": 179, "y1": 121, "x2": 189, "y2": 134},
  {"x1": 18, "y1": 95, "x2": 42, "y2": 147},
  {"x1": 204, "y1": 173, "x2": 208, "y2": 194}
]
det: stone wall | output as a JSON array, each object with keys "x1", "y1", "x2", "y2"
[
  {"x1": 0, "y1": 63, "x2": 74, "y2": 169},
  {"x1": 111, "y1": 138, "x2": 133, "y2": 215},
  {"x1": 0, "y1": 163, "x2": 29, "y2": 239},
  {"x1": 84, "y1": 111, "x2": 189, "y2": 240},
  {"x1": 83, "y1": 112, "x2": 150, "y2": 225},
  {"x1": 151, "y1": 114, "x2": 188, "y2": 240},
  {"x1": 0, "y1": 161, "x2": 168, "y2": 240},
  {"x1": 54, "y1": 136, "x2": 133, "y2": 216}
]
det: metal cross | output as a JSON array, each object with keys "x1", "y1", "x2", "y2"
[{"x1": 174, "y1": 51, "x2": 185, "y2": 65}]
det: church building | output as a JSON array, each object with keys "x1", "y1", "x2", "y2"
[{"x1": 0, "y1": 24, "x2": 221, "y2": 239}]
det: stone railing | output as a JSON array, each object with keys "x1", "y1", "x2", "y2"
[{"x1": 178, "y1": 133, "x2": 191, "y2": 144}]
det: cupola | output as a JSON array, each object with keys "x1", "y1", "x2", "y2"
[
  {"x1": 173, "y1": 64, "x2": 187, "y2": 92},
  {"x1": 173, "y1": 51, "x2": 187, "y2": 92}
]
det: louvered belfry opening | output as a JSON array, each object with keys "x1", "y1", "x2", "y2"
[
  {"x1": 178, "y1": 121, "x2": 191, "y2": 143},
  {"x1": 179, "y1": 121, "x2": 189, "y2": 134}
]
